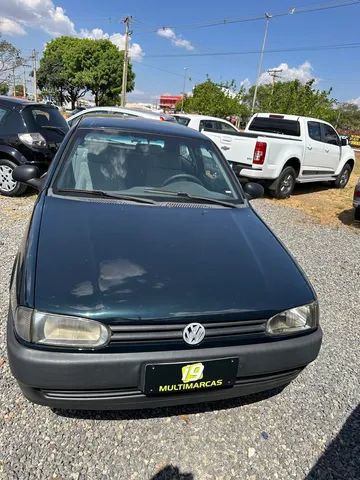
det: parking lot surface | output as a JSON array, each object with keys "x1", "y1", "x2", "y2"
[{"x1": 0, "y1": 196, "x2": 359, "y2": 480}]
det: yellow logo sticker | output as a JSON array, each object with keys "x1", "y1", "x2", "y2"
[{"x1": 181, "y1": 362, "x2": 204, "y2": 383}]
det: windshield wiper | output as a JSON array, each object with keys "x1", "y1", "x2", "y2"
[
  {"x1": 57, "y1": 188, "x2": 158, "y2": 205},
  {"x1": 144, "y1": 188, "x2": 239, "y2": 208},
  {"x1": 41, "y1": 126, "x2": 67, "y2": 135}
]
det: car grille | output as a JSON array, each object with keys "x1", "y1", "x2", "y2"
[{"x1": 109, "y1": 319, "x2": 267, "y2": 347}]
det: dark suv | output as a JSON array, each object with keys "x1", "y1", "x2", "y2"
[{"x1": 0, "y1": 96, "x2": 69, "y2": 196}]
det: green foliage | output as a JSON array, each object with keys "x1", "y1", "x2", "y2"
[
  {"x1": 178, "y1": 79, "x2": 249, "y2": 118},
  {"x1": 14, "y1": 84, "x2": 25, "y2": 96},
  {"x1": 37, "y1": 36, "x2": 135, "y2": 108},
  {"x1": 334, "y1": 103, "x2": 360, "y2": 131},
  {"x1": 244, "y1": 79, "x2": 335, "y2": 122},
  {"x1": 0, "y1": 83, "x2": 9, "y2": 95}
]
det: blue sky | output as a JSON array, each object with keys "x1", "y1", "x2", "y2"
[{"x1": 1, "y1": 0, "x2": 360, "y2": 105}]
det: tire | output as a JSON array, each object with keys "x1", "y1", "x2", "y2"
[
  {"x1": 0, "y1": 159, "x2": 27, "y2": 197},
  {"x1": 333, "y1": 163, "x2": 352, "y2": 189},
  {"x1": 271, "y1": 166, "x2": 296, "y2": 199}
]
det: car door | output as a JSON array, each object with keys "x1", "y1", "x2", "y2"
[
  {"x1": 320, "y1": 123, "x2": 341, "y2": 172},
  {"x1": 304, "y1": 121, "x2": 325, "y2": 173}
]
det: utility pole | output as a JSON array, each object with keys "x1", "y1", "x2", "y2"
[
  {"x1": 267, "y1": 68, "x2": 282, "y2": 109},
  {"x1": 251, "y1": 13, "x2": 272, "y2": 115},
  {"x1": 23, "y1": 66, "x2": 27, "y2": 98},
  {"x1": 181, "y1": 67, "x2": 189, "y2": 112},
  {"x1": 121, "y1": 16, "x2": 132, "y2": 107},
  {"x1": 12, "y1": 65, "x2": 16, "y2": 96},
  {"x1": 31, "y1": 49, "x2": 38, "y2": 102},
  {"x1": 268, "y1": 68, "x2": 282, "y2": 92}
]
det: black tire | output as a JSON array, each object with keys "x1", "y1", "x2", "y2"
[
  {"x1": 271, "y1": 166, "x2": 296, "y2": 199},
  {"x1": 0, "y1": 159, "x2": 27, "y2": 197},
  {"x1": 333, "y1": 163, "x2": 352, "y2": 189}
]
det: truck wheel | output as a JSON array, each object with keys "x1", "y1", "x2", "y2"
[
  {"x1": 271, "y1": 166, "x2": 296, "y2": 199},
  {"x1": 333, "y1": 163, "x2": 352, "y2": 189},
  {"x1": 0, "y1": 159, "x2": 27, "y2": 197}
]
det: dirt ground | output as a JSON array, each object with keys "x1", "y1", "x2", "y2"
[{"x1": 267, "y1": 152, "x2": 360, "y2": 229}]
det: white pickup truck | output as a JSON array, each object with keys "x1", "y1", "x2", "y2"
[{"x1": 203, "y1": 113, "x2": 355, "y2": 198}]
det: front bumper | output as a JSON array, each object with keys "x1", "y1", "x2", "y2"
[{"x1": 7, "y1": 318, "x2": 322, "y2": 410}]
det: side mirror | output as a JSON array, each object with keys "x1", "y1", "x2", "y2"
[
  {"x1": 340, "y1": 136, "x2": 348, "y2": 146},
  {"x1": 12, "y1": 165, "x2": 43, "y2": 191},
  {"x1": 243, "y1": 182, "x2": 264, "y2": 200}
]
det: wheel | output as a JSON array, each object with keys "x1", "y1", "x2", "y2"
[
  {"x1": 271, "y1": 166, "x2": 296, "y2": 199},
  {"x1": 0, "y1": 159, "x2": 27, "y2": 197},
  {"x1": 333, "y1": 163, "x2": 352, "y2": 189}
]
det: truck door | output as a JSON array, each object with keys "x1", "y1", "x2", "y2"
[
  {"x1": 304, "y1": 121, "x2": 325, "y2": 172},
  {"x1": 320, "y1": 123, "x2": 341, "y2": 172}
]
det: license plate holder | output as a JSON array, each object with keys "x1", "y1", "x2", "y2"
[{"x1": 143, "y1": 357, "x2": 238, "y2": 395}]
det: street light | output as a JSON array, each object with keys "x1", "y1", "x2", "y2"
[
  {"x1": 251, "y1": 12, "x2": 272, "y2": 115},
  {"x1": 181, "y1": 67, "x2": 189, "y2": 112}
]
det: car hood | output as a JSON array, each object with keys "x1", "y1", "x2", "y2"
[{"x1": 34, "y1": 196, "x2": 315, "y2": 323}]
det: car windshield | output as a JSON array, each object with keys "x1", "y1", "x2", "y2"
[{"x1": 53, "y1": 129, "x2": 242, "y2": 204}]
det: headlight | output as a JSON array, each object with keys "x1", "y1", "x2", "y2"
[
  {"x1": 266, "y1": 301, "x2": 319, "y2": 335},
  {"x1": 13, "y1": 308, "x2": 110, "y2": 349},
  {"x1": 18, "y1": 132, "x2": 47, "y2": 148}
]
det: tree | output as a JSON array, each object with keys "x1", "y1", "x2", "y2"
[
  {"x1": 244, "y1": 79, "x2": 335, "y2": 121},
  {"x1": 0, "y1": 83, "x2": 8, "y2": 95},
  {"x1": 79, "y1": 39, "x2": 134, "y2": 106},
  {"x1": 177, "y1": 79, "x2": 249, "y2": 118},
  {"x1": 14, "y1": 84, "x2": 25, "y2": 97},
  {"x1": 37, "y1": 36, "x2": 135, "y2": 108},
  {"x1": 334, "y1": 103, "x2": 360, "y2": 131},
  {"x1": 0, "y1": 38, "x2": 23, "y2": 87}
]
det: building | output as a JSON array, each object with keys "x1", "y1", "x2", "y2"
[{"x1": 159, "y1": 95, "x2": 182, "y2": 111}]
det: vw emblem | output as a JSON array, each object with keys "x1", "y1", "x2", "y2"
[{"x1": 183, "y1": 323, "x2": 205, "y2": 346}]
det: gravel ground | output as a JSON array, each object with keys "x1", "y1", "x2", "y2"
[{"x1": 0, "y1": 196, "x2": 359, "y2": 480}]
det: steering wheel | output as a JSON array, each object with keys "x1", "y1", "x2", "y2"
[{"x1": 162, "y1": 174, "x2": 203, "y2": 187}]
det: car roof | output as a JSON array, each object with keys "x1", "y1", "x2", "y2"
[
  {"x1": 77, "y1": 116, "x2": 208, "y2": 139},
  {"x1": 67, "y1": 106, "x2": 166, "y2": 121},
  {"x1": 174, "y1": 113, "x2": 231, "y2": 122},
  {"x1": 0, "y1": 96, "x2": 52, "y2": 109}
]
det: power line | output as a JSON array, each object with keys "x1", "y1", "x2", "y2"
[
  {"x1": 133, "y1": 0, "x2": 360, "y2": 33},
  {"x1": 145, "y1": 41, "x2": 360, "y2": 58}
]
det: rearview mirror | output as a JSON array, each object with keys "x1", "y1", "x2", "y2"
[
  {"x1": 340, "y1": 136, "x2": 348, "y2": 146},
  {"x1": 243, "y1": 182, "x2": 264, "y2": 200},
  {"x1": 12, "y1": 165, "x2": 43, "y2": 191}
]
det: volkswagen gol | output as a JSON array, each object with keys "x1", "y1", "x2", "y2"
[{"x1": 7, "y1": 117, "x2": 322, "y2": 410}]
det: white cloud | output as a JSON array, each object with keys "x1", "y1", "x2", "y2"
[
  {"x1": 259, "y1": 61, "x2": 317, "y2": 85},
  {"x1": 240, "y1": 78, "x2": 251, "y2": 91},
  {"x1": 0, "y1": 17, "x2": 26, "y2": 35},
  {"x1": 0, "y1": 2, "x2": 145, "y2": 60},
  {"x1": 79, "y1": 28, "x2": 144, "y2": 62},
  {"x1": 349, "y1": 97, "x2": 360, "y2": 107},
  {"x1": 157, "y1": 27, "x2": 194, "y2": 51},
  {"x1": 0, "y1": 0, "x2": 75, "y2": 36}
]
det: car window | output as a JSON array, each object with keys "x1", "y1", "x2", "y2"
[
  {"x1": 53, "y1": 129, "x2": 240, "y2": 203},
  {"x1": 174, "y1": 116, "x2": 190, "y2": 126},
  {"x1": 0, "y1": 107, "x2": 7, "y2": 123},
  {"x1": 322, "y1": 123, "x2": 340, "y2": 146},
  {"x1": 0, "y1": 107, "x2": 25, "y2": 135},
  {"x1": 307, "y1": 121, "x2": 322, "y2": 142},
  {"x1": 199, "y1": 120, "x2": 218, "y2": 131},
  {"x1": 219, "y1": 121, "x2": 237, "y2": 133},
  {"x1": 22, "y1": 106, "x2": 68, "y2": 132},
  {"x1": 248, "y1": 117, "x2": 301, "y2": 136}
]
